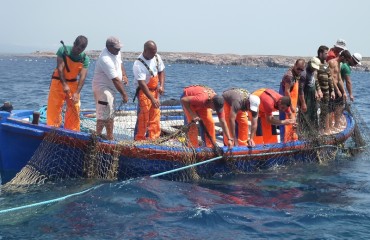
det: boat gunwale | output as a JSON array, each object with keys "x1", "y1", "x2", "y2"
[{"x1": 1, "y1": 109, "x2": 355, "y2": 161}]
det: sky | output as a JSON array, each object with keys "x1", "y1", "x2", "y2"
[{"x1": 1, "y1": 0, "x2": 369, "y2": 57}]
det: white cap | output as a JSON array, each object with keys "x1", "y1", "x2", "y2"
[
  {"x1": 310, "y1": 57, "x2": 321, "y2": 70},
  {"x1": 352, "y1": 53, "x2": 362, "y2": 65},
  {"x1": 249, "y1": 95, "x2": 260, "y2": 112}
]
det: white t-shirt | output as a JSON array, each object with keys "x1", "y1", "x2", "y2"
[
  {"x1": 132, "y1": 53, "x2": 165, "y2": 87},
  {"x1": 92, "y1": 48, "x2": 123, "y2": 91}
]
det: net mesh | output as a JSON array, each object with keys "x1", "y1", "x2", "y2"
[{"x1": 2, "y1": 97, "x2": 369, "y2": 192}]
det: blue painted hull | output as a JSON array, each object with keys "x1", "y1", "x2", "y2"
[{"x1": 0, "y1": 109, "x2": 355, "y2": 183}]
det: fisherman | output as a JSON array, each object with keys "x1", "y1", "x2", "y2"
[
  {"x1": 315, "y1": 45, "x2": 336, "y2": 134},
  {"x1": 92, "y1": 36, "x2": 129, "y2": 140},
  {"x1": 341, "y1": 52, "x2": 362, "y2": 102},
  {"x1": 180, "y1": 85, "x2": 233, "y2": 148},
  {"x1": 46, "y1": 35, "x2": 90, "y2": 131},
  {"x1": 328, "y1": 49, "x2": 352, "y2": 130},
  {"x1": 133, "y1": 40, "x2": 165, "y2": 141},
  {"x1": 0, "y1": 102, "x2": 13, "y2": 113},
  {"x1": 252, "y1": 88, "x2": 295, "y2": 144},
  {"x1": 297, "y1": 57, "x2": 320, "y2": 136},
  {"x1": 222, "y1": 88, "x2": 260, "y2": 147},
  {"x1": 279, "y1": 59, "x2": 306, "y2": 142}
]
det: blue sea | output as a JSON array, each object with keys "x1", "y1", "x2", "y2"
[{"x1": 1, "y1": 56, "x2": 370, "y2": 239}]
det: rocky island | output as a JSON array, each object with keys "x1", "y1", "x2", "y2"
[{"x1": 31, "y1": 50, "x2": 369, "y2": 71}]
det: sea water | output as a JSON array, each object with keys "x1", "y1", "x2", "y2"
[{"x1": 0, "y1": 56, "x2": 370, "y2": 239}]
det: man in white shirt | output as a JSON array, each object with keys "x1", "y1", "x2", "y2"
[
  {"x1": 133, "y1": 40, "x2": 165, "y2": 140},
  {"x1": 92, "y1": 36, "x2": 128, "y2": 140}
]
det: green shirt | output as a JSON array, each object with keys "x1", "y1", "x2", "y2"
[
  {"x1": 340, "y1": 62, "x2": 351, "y2": 79},
  {"x1": 56, "y1": 45, "x2": 90, "y2": 68}
]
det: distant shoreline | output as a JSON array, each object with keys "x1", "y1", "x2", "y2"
[{"x1": 7, "y1": 51, "x2": 370, "y2": 70}]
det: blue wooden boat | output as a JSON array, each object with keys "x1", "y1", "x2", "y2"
[{"x1": 0, "y1": 107, "x2": 355, "y2": 184}]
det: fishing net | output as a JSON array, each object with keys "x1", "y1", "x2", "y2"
[{"x1": 2, "y1": 96, "x2": 370, "y2": 192}]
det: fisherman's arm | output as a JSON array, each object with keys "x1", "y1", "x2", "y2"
[
  {"x1": 56, "y1": 56, "x2": 70, "y2": 95},
  {"x1": 181, "y1": 96, "x2": 199, "y2": 122},
  {"x1": 72, "y1": 67, "x2": 88, "y2": 103},
  {"x1": 266, "y1": 113, "x2": 295, "y2": 126},
  {"x1": 218, "y1": 114, "x2": 233, "y2": 148},
  {"x1": 284, "y1": 82, "x2": 295, "y2": 113},
  {"x1": 248, "y1": 111, "x2": 258, "y2": 147},
  {"x1": 298, "y1": 77, "x2": 307, "y2": 112},
  {"x1": 228, "y1": 109, "x2": 238, "y2": 144},
  {"x1": 314, "y1": 72, "x2": 323, "y2": 99},
  {"x1": 337, "y1": 73, "x2": 347, "y2": 101},
  {"x1": 158, "y1": 70, "x2": 165, "y2": 95},
  {"x1": 113, "y1": 77, "x2": 128, "y2": 103},
  {"x1": 121, "y1": 64, "x2": 128, "y2": 85},
  {"x1": 343, "y1": 74, "x2": 353, "y2": 101}
]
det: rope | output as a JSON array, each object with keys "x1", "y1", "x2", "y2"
[
  {"x1": 0, "y1": 184, "x2": 103, "y2": 215},
  {"x1": 150, "y1": 156, "x2": 223, "y2": 178},
  {"x1": 199, "y1": 120, "x2": 223, "y2": 156}
]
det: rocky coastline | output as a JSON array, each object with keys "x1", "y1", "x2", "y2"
[{"x1": 30, "y1": 50, "x2": 369, "y2": 71}]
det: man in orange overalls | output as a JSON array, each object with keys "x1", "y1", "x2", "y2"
[
  {"x1": 133, "y1": 41, "x2": 165, "y2": 141},
  {"x1": 253, "y1": 89, "x2": 295, "y2": 144},
  {"x1": 46, "y1": 35, "x2": 89, "y2": 131},
  {"x1": 181, "y1": 85, "x2": 233, "y2": 148},
  {"x1": 279, "y1": 59, "x2": 305, "y2": 142},
  {"x1": 222, "y1": 88, "x2": 260, "y2": 147}
]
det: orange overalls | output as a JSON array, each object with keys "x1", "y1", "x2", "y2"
[
  {"x1": 223, "y1": 101, "x2": 249, "y2": 146},
  {"x1": 182, "y1": 86, "x2": 216, "y2": 148},
  {"x1": 252, "y1": 88, "x2": 280, "y2": 144},
  {"x1": 279, "y1": 78, "x2": 299, "y2": 142},
  {"x1": 134, "y1": 59, "x2": 161, "y2": 141},
  {"x1": 47, "y1": 56, "x2": 82, "y2": 131}
]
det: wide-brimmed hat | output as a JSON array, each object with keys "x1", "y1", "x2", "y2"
[
  {"x1": 352, "y1": 53, "x2": 362, "y2": 65},
  {"x1": 334, "y1": 39, "x2": 347, "y2": 50}
]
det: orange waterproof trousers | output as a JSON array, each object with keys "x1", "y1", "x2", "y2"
[
  {"x1": 279, "y1": 81, "x2": 298, "y2": 142},
  {"x1": 46, "y1": 79, "x2": 80, "y2": 131},
  {"x1": 134, "y1": 89, "x2": 161, "y2": 140},
  {"x1": 184, "y1": 106, "x2": 215, "y2": 148},
  {"x1": 223, "y1": 102, "x2": 249, "y2": 146}
]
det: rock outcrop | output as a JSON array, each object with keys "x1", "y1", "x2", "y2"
[{"x1": 29, "y1": 50, "x2": 370, "y2": 70}]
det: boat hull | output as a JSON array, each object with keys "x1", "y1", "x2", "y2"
[{"x1": 0, "y1": 109, "x2": 355, "y2": 183}]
